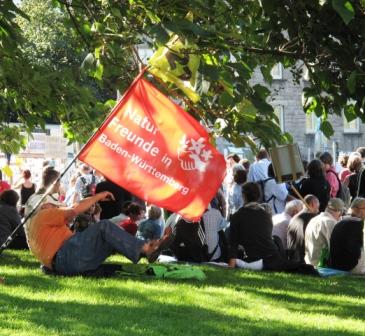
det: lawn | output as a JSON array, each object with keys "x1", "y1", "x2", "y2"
[{"x1": 1, "y1": 250, "x2": 365, "y2": 336}]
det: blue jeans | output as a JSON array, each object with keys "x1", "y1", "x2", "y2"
[{"x1": 53, "y1": 220, "x2": 145, "y2": 275}]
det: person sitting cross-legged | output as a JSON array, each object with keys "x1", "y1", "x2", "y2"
[
  {"x1": 287, "y1": 194, "x2": 320, "y2": 263},
  {"x1": 272, "y1": 199, "x2": 303, "y2": 248},
  {"x1": 228, "y1": 182, "x2": 292, "y2": 271},
  {"x1": 25, "y1": 191, "x2": 172, "y2": 275},
  {"x1": 304, "y1": 198, "x2": 344, "y2": 267}
]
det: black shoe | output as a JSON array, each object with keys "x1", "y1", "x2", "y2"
[{"x1": 146, "y1": 234, "x2": 175, "y2": 263}]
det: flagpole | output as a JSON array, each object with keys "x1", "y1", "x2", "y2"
[{"x1": 0, "y1": 68, "x2": 148, "y2": 255}]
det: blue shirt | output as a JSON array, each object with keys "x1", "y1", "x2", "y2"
[{"x1": 137, "y1": 218, "x2": 162, "y2": 240}]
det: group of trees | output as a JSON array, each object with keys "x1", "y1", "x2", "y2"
[{"x1": 1, "y1": 0, "x2": 365, "y2": 153}]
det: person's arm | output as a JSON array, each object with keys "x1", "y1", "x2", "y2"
[{"x1": 70, "y1": 191, "x2": 114, "y2": 218}]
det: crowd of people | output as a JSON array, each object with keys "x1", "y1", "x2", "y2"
[{"x1": 1, "y1": 146, "x2": 365, "y2": 277}]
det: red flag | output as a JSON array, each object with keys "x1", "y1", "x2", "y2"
[{"x1": 79, "y1": 77, "x2": 226, "y2": 221}]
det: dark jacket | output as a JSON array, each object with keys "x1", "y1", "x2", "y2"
[
  {"x1": 329, "y1": 216, "x2": 364, "y2": 271},
  {"x1": 299, "y1": 177, "x2": 330, "y2": 212},
  {"x1": 228, "y1": 203, "x2": 279, "y2": 262},
  {"x1": 348, "y1": 171, "x2": 365, "y2": 199}
]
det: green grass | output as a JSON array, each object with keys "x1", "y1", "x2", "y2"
[{"x1": 1, "y1": 250, "x2": 365, "y2": 336}]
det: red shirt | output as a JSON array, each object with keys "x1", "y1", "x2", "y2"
[
  {"x1": 119, "y1": 218, "x2": 137, "y2": 236},
  {"x1": 0, "y1": 181, "x2": 11, "y2": 193}
]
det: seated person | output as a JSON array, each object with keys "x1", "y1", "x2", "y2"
[
  {"x1": 272, "y1": 199, "x2": 303, "y2": 248},
  {"x1": 109, "y1": 201, "x2": 132, "y2": 224},
  {"x1": 305, "y1": 198, "x2": 344, "y2": 266},
  {"x1": 263, "y1": 163, "x2": 294, "y2": 215},
  {"x1": 25, "y1": 167, "x2": 63, "y2": 217},
  {"x1": 25, "y1": 190, "x2": 171, "y2": 275},
  {"x1": 0, "y1": 190, "x2": 27, "y2": 249},
  {"x1": 72, "y1": 194, "x2": 102, "y2": 232},
  {"x1": 119, "y1": 203, "x2": 145, "y2": 236},
  {"x1": 170, "y1": 204, "x2": 228, "y2": 262},
  {"x1": 329, "y1": 198, "x2": 365, "y2": 274},
  {"x1": 137, "y1": 205, "x2": 163, "y2": 240},
  {"x1": 228, "y1": 182, "x2": 290, "y2": 271},
  {"x1": 287, "y1": 195, "x2": 320, "y2": 263}
]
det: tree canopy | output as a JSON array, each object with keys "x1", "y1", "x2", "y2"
[{"x1": 1, "y1": 0, "x2": 365, "y2": 153}]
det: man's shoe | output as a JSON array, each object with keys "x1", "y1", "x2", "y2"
[{"x1": 146, "y1": 234, "x2": 175, "y2": 263}]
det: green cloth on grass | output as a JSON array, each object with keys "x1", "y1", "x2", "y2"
[{"x1": 116, "y1": 264, "x2": 206, "y2": 280}]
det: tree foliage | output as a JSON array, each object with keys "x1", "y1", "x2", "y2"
[{"x1": 1, "y1": 0, "x2": 365, "y2": 153}]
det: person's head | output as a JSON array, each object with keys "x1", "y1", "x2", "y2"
[
  {"x1": 356, "y1": 147, "x2": 365, "y2": 160},
  {"x1": 284, "y1": 199, "x2": 303, "y2": 217},
  {"x1": 240, "y1": 158, "x2": 250, "y2": 171},
  {"x1": 349, "y1": 197, "x2": 365, "y2": 219},
  {"x1": 242, "y1": 182, "x2": 261, "y2": 203},
  {"x1": 121, "y1": 201, "x2": 132, "y2": 214},
  {"x1": 307, "y1": 159, "x2": 325, "y2": 178},
  {"x1": 226, "y1": 154, "x2": 240, "y2": 168},
  {"x1": 125, "y1": 203, "x2": 144, "y2": 221},
  {"x1": 36, "y1": 167, "x2": 60, "y2": 195},
  {"x1": 338, "y1": 154, "x2": 349, "y2": 169},
  {"x1": 0, "y1": 189, "x2": 19, "y2": 207},
  {"x1": 234, "y1": 169, "x2": 247, "y2": 185},
  {"x1": 22, "y1": 169, "x2": 31, "y2": 180},
  {"x1": 319, "y1": 152, "x2": 333, "y2": 170},
  {"x1": 304, "y1": 194, "x2": 320, "y2": 214},
  {"x1": 256, "y1": 148, "x2": 269, "y2": 161},
  {"x1": 347, "y1": 154, "x2": 362, "y2": 173},
  {"x1": 326, "y1": 198, "x2": 345, "y2": 220},
  {"x1": 147, "y1": 205, "x2": 162, "y2": 220},
  {"x1": 232, "y1": 163, "x2": 244, "y2": 175},
  {"x1": 80, "y1": 164, "x2": 92, "y2": 175}
]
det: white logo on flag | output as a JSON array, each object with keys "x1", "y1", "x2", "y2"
[{"x1": 177, "y1": 135, "x2": 213, "y2": 172}]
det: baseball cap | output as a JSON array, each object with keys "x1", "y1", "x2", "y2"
[{"x1": 326, "y1": 198, "x2": 345, "y2": 213}]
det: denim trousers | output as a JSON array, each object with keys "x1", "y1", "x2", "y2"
[{"x1": 53, "y1": 219, "x2": 145, "y2": 275}]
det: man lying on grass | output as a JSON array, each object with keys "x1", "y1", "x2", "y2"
[{"x1": 24, "y1": 190, "x2": 171, "y2": 275}]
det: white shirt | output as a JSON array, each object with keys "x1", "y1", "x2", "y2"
[
  {"x1": 263, "y1": 179, "x2": 288, "y2": 214},
  {"x1": 304, "y1": 211, "x2": 338, "y2": 266},
  {"x1": 272, "y1": 212, "x2": 292, "y2": 247},
  {"x1": 247, "y1": 158, "x2": 270, "y2": 182},
  {"x1": 202, "y1": 208, "x2": 228, "y2": 261}
]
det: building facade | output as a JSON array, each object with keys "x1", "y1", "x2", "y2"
[{"x1": 252, "y1": 64, "x2": 364, "y2": 161}]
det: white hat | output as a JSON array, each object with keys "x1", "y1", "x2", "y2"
[{"x1": 24, "y1": 193, "x2": 65, "y2": 216}]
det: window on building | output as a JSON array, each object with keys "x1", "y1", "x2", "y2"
[
  {"x1": 305, "y1": 113, "x2": 320, "y2": 133},
  {"x1": 274, "y1": 105, "x2": 285, "y2": 132},
  {"x1": 271, "y1": 63, "x2": 283, "y2": 80},
  {"x1": 343, "y1": 114, "x2": 360, "y2": 133}
]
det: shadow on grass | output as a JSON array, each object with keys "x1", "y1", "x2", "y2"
[
  {"x1": 1, "y1": 251, "x2": 365, "y2": 335},
  {"x1": 0, "y1": 290, "x2": 362, "y2": 336}
]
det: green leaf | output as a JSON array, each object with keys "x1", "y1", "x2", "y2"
[
  {"x1": 219, "y1": 91, "x2": 233, "y2": 107},
  {"x1": 320, "y1": 120, "x2": 334, "y2": 137},
  {"x1": 332, "y1": 0, "x2": 355, "y2": 25},
  {"x1": 344, "y1": 104, "x2": 357, "y2": 122},
  {"x1": 347, "y1": 71, "x2": 357, "y2": 94},
  {"x1": 253, "y1": 84, "x2": 271, "y2": 100},
  {"x1": 200, "y1": 63, "x2": 220, "y2": 81}
]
